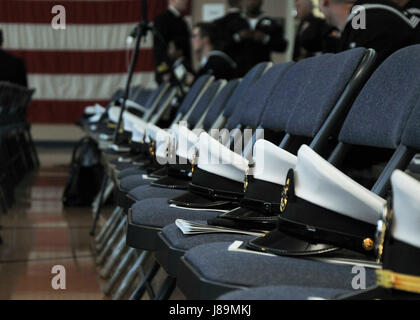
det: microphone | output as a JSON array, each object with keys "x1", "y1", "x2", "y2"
[
  {"x1": 127, "y1": 26, "x2": 139, "y2": 45},
  {"x1": 127, "y1": 0, "x2": 149, "y2": 45}
]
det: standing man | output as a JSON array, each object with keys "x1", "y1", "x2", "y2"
[
  {"x1": 213, "y1": 0, "x2": 251, "y2": 77},
  {"x1": 293, "y1": 0, "x2": 340, "y2": 61},
  {"x1": 239, "y1": 0, "x2": 288, "y2": 74},
  {"x1": 0, "y1": 30, "x2": 28, "y2": 87},
  {"x1": 153, "y1": 0, "x2": 191, "y2": 84},
  {"x1": 319, "y1": 0, "x2": 419, "y2": 66}
]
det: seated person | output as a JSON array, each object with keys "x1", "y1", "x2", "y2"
[{"x1": 188, "y1": 22, "x2": 238, "y2": 84}]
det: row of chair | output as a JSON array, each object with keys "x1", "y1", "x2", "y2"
[
  {"x1": 0, "y1": 82, "x2": 38, "y2": 244},
  {"x1": 84, "y1": 44, "x2": 420, "y2": 300}
]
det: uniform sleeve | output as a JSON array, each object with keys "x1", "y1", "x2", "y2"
[
  {"x1": 342, "y1": 8, "x2": 419, "y2": 64},
  {"x1": 153, "y1": 15, "x2": 171, "y2": 77}
]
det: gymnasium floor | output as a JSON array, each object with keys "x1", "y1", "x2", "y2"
[
  {"x1": 0, "y1": 147, "x2": 183, "y2": 300},
  {"x1": 0, "y1": 147, "x2": 105, "y2": 299}
]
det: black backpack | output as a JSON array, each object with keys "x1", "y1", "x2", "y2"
[{"x1": 63, "y1": 137, "x2": 104, "y2": 207}]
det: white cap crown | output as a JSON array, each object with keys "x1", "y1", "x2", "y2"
[
  {"x1": 253, "y1": 139, "x2": 297, "y2": 185},
  {"x1": 391, "y1": 170, "x2": 420, "y2": 248},
  {"x1": 294, "y1": 145, "x2": 386, "y2": 225},
  {"x1": 197, "y1": 132, "x2": 249, "y2": 183}
]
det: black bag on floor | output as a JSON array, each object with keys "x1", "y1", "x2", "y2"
[{"x1": 63, "y1": 137, "x2": 104, "y2": 207}]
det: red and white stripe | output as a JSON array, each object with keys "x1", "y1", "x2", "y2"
[{"x1": 0, "y1": 0, "x2": 192, "y2": 124}]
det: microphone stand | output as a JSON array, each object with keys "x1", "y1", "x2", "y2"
[
  {"x1": 113, "y1": 0, "x2": 154, "y2": 144},
  {"x1": 113, "y1": 0, "x2": 187, "y2": 144}
]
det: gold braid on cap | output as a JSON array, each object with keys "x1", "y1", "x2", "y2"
[
  {"x1": 375, "y1": 203, "x2": 393, "y2": 263},
  {"x1": 376, "y1": 269, "x2": 420, "y2": 295},
  {"x1": 191, "y1": 148, "x2": 198, "y2": 174},
  {"x1": 243, "y1": 166, "x2": 250, "y2": 193},
  {"x1": 280, "y1": 177, "x2": 291, "y2": 213}
]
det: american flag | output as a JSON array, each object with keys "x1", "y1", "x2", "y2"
[{"x1": 0, "y1": 0, "x2": 191, "y2": 124}]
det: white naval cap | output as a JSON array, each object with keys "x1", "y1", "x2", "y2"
[
  {"x1": 176, "y1": 125, "x2": 201, "y2": 162},
  {"x1": 390, "y1": 170, "x2": 420, "y2": 249},
  {"x1": 88, "y1": 112, "x2": 104, "y2": 123},
  {"x1": 148, "y1": 124, "x2": 200, "y2": 164},
  {"x1": 85, "y1": 104, "x2": 106, "y2": 116},
  {"x1": 123, "y1": 109, "x2": 139, "y2": 132},
  {"x1": 108, "y1": 106, "x2": 122, "y2": 124},
  {"x1": 252, "y1": 139, "x2": 297, "y2": 185},
  {"x1": 131, "y1": 121, "x2": 147, "y2": 143},
  {"x1": 197, "y1": 132, "x2": 249, "y2": 183},
  {"x1": 148, "y1": 123, "x2": 174, "y2": 164},
  {"x1": 294, "y1": 145, "x2": 386, "y2": 225}
]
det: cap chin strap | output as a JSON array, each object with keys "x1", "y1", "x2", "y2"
[{"x1": 376, "y1": 269, "x2": 420, "y2": 295}]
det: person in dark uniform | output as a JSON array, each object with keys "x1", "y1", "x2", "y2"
[
  {"x1": 189, "y1": 22, "x2": 237, "y2": 82},
  {"x1": 293, "y1": 0, "x2": 340, "y2": 61},
  {"x1": 319, "y1": 0, "x2": 419, "y2": 66},
  {"x1": 0, "y1": 30, "x2": 28, "y2": 87},
  {"x1": 212, "y1": 0, "x2": 251, "y2": 77},
  {"x1": 319, "y1": 0, "x2": 418, "y2": 171},
  {"x1": 153, "y1": 0, "x2": 191, "y2": 84},
  {"x1": 238, "y1": 0, "x2": 288, "y2": 76}
]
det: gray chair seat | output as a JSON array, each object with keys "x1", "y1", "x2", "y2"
[
  {"x1": 181, "y1": 242, "x2": 376, "y2": 290},
  {"x1": 114, "y1": 162, "x2": 137, "y2": 172},
  {"x1": 120, "y1": 174, "x2": 152, "y2": 191},
  {"x1": 161, "y1": 221, "x2": 253, "y2": 252},
  {"x1": 118, "y1": 167, "x2": 146, "y2": 180},
  {"x1": 131, "y1": 198, "x2": 220, "y2": 228},
  {"x1": 217, "y1": 285, "x2": 350, "y2": 300},
  {"x1": 128, "y1": 185, "x2": 185, "y2": 202}
]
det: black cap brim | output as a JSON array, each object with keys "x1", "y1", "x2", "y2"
[
  {"x1": 168, "y1": 191, "x2": 236, "y2": 210},
  {"x1": 151, "y1": 175, "x2": 189, "y2": 190},
  {"x1": 247, "y1": 229, "x2": 339, "y2": 256}
]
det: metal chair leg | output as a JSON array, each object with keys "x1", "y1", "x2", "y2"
[
  {"x1": 112, "y1": 251, "x2": 149, "y2": 300},
  {"x1": 129, "y1": 261, "x2": 160, "y2": 300},
  {"x1": 96, "y1": 213, "x2": 123, "y2": 252},
  {"x1": 99, "y1": 236, "x2": 127, "y2": 279},
  {"x1": 103, "y1": 248, "x2": 136, "y2": 296},
  {"x1": 95, "y1": 206, "x2": 122, "y2": 244},
  {"x1": 103, "y1": 180, "x2": 115, "y2": 204},
  {"x1": 90, "y1": 175, "x2": 109, "y2": 236},
  {"x1": 96, "y1": 218, "x2": 125, "y2": 262},
  {"x1": 153, "y1": 276, "x2": 177, "y2": 300}
]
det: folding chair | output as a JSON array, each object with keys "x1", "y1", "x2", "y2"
[
  {"x1": 117, "y1": 63, "x2": 276, "y2": 203},
  {"x1": 218, "y1": 169, "x2": 420, "y2": 300},
  {"x1": 119, "y1": 49, "x2": 376, "y2": 301},
  {"x1": 156, "y1": 49, "x2": 374, "y2": 276},
  {"x1": 124, "y1": 47, "x2": 375, "y2": 276},
  {"x1": 175, "y1": 45, "x2": 420, "y2": 299},
  {"x1": 97, "y1": 63, "x2": 273, "y2": 299}
]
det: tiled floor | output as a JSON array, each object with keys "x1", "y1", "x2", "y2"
[{"x1": 0, "y1": 150, "x2": 107, "y2": 300}]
